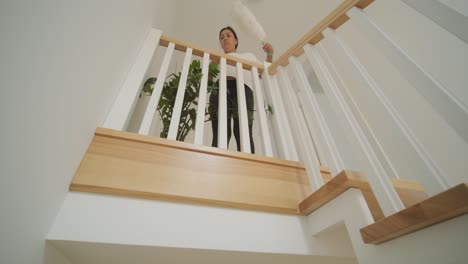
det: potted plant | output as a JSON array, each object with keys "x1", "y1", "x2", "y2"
[
  {"x1": 142, "y1": 59, "x2": 273, "y2": 142},
  {"x1": 142, "y1": 60, "x2": 219, "y2": 141}
]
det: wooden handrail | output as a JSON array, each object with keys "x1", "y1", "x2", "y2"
[
  {"x1": 268, "y1": 0, "x2": 374, "y2": 74},
  {"x1": 159, "y1": 35, "x2": 264, "y2": 74}
]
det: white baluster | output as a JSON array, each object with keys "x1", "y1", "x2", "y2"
[
  {"x1": 347, "y1": 7, "x2": 468, "y2": 144},
  {"x1": 236, "y1": 62, "x2": 251, "y2": 153},
  {"x1": 316, "y1": 29, "x2": 449, "y2": 194},
  {"x1": 306, "y1": 40, "x2": 404, "y2": 216},
  {"x1": 289, "y1": 57, "x2": 345, "y2": 176},
  {"x1": 262, "y1": 67, "x2": 287, "y2": 159},
  {"x1": 218, "y1": 57, "x2": 228, "y2": 149},
  {"x1": 252, "y1": 67, "x2": 273, "y2": 157},
  {"x1": 167, "y1": 48, "x2": 193, "y2": 140},
  {"x1": 139, "y1": 42, "x2": 175, "y2": 135},
  {"x1": 261, "y1": 71, "x2": 283, "y2": 157},
  {"x1": 272, "y1": 74, "x2": 300, "y2": 161},
  {"x1": 104, "y1": 29, "x2": 162, "y2": 131},
  {"x1": 263, "y1": 62, "x2": 299, "y2": 161},
  {"x1": 314, "y1": 39, "x2": 400, "y2": 184},
  {"x1": 193, "y1": 52, "x2": 210, "y2": 145},
  {"x1": 402, "y1": 0, "x2": 468, "y2": 44},
  {"x1": 277, "y1": 67, "x2": 324, "y2": 190}
]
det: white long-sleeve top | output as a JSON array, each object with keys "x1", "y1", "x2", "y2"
[{"x1": 225, "y1": 52, "x2": 261, "y2": 90}]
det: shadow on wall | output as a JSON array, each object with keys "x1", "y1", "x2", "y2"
[{"x1": 43, "y1": 241, "x2": 72, "y2": 264}]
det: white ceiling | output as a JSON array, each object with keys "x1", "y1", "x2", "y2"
[{"x1": 155, "y1": 0, "x2": 342, "y2": 61}]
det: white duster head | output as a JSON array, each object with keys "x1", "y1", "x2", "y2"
[{"x1": 231, "y1": 0, "x2": 266, "y2": 42}]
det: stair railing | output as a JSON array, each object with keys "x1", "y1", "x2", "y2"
[
  {"x1": 102, "y1": 33, "x2": 304, "y2": 159},
  {"x1": 268, "y1": 0, "x2": 468, "y2": 216},
  {"x1": 104, "y1": 0, "x2": 467, "y2": 219}
]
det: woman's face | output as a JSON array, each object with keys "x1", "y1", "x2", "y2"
[{"x1": 219, "y1": 29, "x2": 237, "y2": 53}]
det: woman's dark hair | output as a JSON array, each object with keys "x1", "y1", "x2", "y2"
[{"x1": 219, "y1": 26, "x2": 238, "y2": 49}]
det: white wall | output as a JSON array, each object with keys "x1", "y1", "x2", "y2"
[
  {"x1": 153, "y1": 0, "x2": 178, "y2": 35},
  {"x1": 48, "y1": 192, "x2": 355, "y2": 258},
  {"x1": 48, "y1": 189, "x2": 468, "y2": 264},
  {"x1": 0, "y1": 1, "x2": 158, "y2": 263},
  {"x1": 306, "y1": 188, "x2": 468, "y2": 264}
]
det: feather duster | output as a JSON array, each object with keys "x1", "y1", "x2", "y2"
[{"x1": 231, "y1": 0, "x2": 267, "y2": 43}]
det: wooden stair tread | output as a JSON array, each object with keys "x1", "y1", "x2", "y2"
[
  {"x1": 360, "y1": 183, "x2": 468, "y2": 244},
  {"x1": 300, "y1": 170, "x2": 468, "y2": 245},
  {"x1": 299, "y1": 170, "x2": 428, "y2": 221},
  {"x1": 70, "y1": 128, "x2": 316, "y2": 215}
]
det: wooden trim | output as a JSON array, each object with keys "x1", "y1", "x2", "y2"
[
  {"x1": 329, "y1": 14, "x2": 350, "y2": 30},
  {"x1": 70, "y1": 183, "x2": 300, "y2": 215},
  {"x1": 299, "y1": 170, "x2": 383, "y2": 220},
  {"x1": 159, "y1": 35, "x2": 264, "y2": 74},
  {"x1": 95, "y1": 128, "x2": 305, "y2": 170},
  {"x1": 268, "y1": 0, "x2": 374, "y2": 74},
  {"x1": 70, "y1": 128, "x2": 311, "y2": 215},
  {"x1": 298, "y1": 170, "x2": 427, "y2": 221},
  {"x1": 355, "y1": 0, "x2": 375, "y2": 9},
  {"x1": 308, "y1": 33, "x2": 325, "y2": 45},
  {"x1": 320, "y1": 166, "x2": 331, "y2": 176},
  {"x1": 360, "y1": 183, "x2": 468, "y2": 244}
]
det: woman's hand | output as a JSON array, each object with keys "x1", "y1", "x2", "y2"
[
  {"x1": 263, "y1": 42, "x2": 273, "y2": 54},
  {"x1": 262, "y1": 42, "x2": 274, "y2": 63}
]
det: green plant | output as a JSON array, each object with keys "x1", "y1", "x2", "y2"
[
  {"x1": 143, "y1": 59, "x2": 273, "y2": 142},
  {"x1": 143, "y1": 60, "x2": 219, "y2": 141}
]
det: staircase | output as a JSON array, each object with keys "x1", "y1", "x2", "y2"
[{"x1": 47, "y1": 0, "x2": 468, "y2": 263}]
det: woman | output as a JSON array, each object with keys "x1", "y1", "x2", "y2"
[{"x1": 210, "y1": 26, "x2": 274, "y2": 154}]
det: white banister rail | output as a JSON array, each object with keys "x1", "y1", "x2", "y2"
[
  {"x1": 277, "y1": 67, "x2": 324, "y2": 190},
  {"x1": 261, "y1": 69, "x2": 287, "y2": 158},
  {"x1": 159, "y1": 35, "x2": 264, "y2": 73},
  {"x1": 108, "y1": 34, "x2": 272, "y2": 155},
  {"x1": 167, "y1": 48, "x2": 193, "y2": 140},
  {"x1": 236, "y1": 62, "x2": 251, "y2": 153},
  {"x1": 309, "y1": 40, "x2": 400, "y2": 183},
  {"x1": 193, "y1": 52, "x2": 210, "y2": 145},
  {"x1": 258, "y1": 0, "x2": 466, "y2": 222},
  {"x1": 318, "y1": 27, "x2": 449, "y2": 194},
  {"x1": 263, "y1": 63, "x2": 299, "y2": 161},
  {"x1": 268, "y1": 0, "x2": 375, "y2": 74},
  {"x1": 104, "y1": 29, "x2": 162, "y2": 131},
  {"x1": 128, "y1": 35, "x2": 274, "y2": 156},
  {"x1": 306, "y1": 38, "x2": 404, "y2": 216},
  {"x1": 252, "y1": 67, "x2": 274, "y2": 157},
  {"x1": 218, "y1": 57, "x2": 228, "y2": 149},
  {"x1": 289, "y1": 57, "x2": 345, "y2": 176},
  {"x1": 347, "y1": 7, "x2": 468, "y2": 144},
  {"x1": 139, "y1": 42, "x2": 175, "y2": 135},
  {"x1": 272, "y1": 75, "x2": 300, "y2": 161}
]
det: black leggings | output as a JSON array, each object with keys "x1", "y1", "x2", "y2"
[{"x1": 209, "y1": 79, "x2": 255, "y2": 154}]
